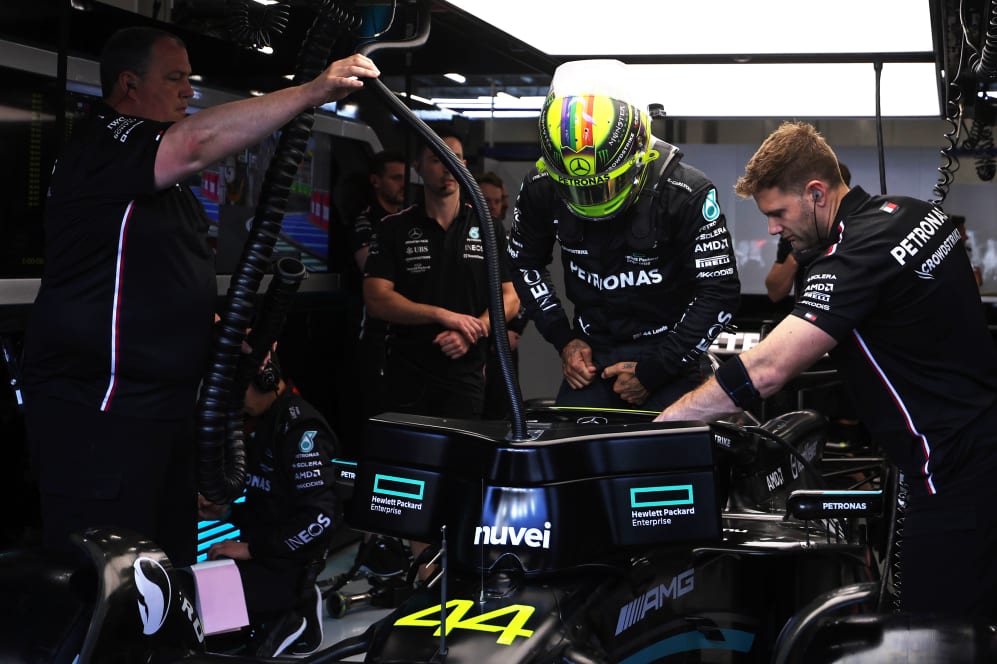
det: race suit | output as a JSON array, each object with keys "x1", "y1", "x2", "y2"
[
  {"x1": 508, "y1": 141, "x2": 741, "y2": 410},
  {"x1": 792, "y1": 185, "x2": 997, "y2": 618},
  {"x1": 228, "y1": 387, "x2": 341, "y2": 615}
]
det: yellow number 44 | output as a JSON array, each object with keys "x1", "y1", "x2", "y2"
[{"x1": 394, "y1": 599, "x2": 535, "y2": 646}]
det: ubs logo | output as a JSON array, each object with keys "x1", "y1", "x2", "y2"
[
  {"x1": 569, "y1": 157, "x2": 592, "y2": 175},
  {"x1": 577, "y1": 416, "x2": 608, "y2": 425}
]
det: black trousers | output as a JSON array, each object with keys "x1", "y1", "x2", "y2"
[
  {"x1": 25, "y1": 394, "x2": 197, "y2": 567},
  {"x1": 383, "y1": 349, "x2": 485, "y2": 419}
]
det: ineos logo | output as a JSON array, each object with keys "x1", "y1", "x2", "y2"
[
  {"x1": 569, "y1": 157, "x2": 592, "y2": 175},
  {"x1": 577, "y1": 416, "x2": 608, "y2": 425}
]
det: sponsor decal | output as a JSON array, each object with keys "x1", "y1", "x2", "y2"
[
  {"x1": 694, "y1": 255, "x2": 730, "y2": 269},
  {"x1": 568, "y1": 156, "x2": 592, "y2": 175},
  {"x1": 667, "y1": 177, "x2": 692, "y2": 193},
  {"x1": 702, "y1": 188, "x2": 720, "y2": 222},
  {"x1": 134, "y1": 557, "x2": 171, "y2": 635},
  {"x1": 299, "y1": 430, "x2": 316, "y2": 453},
  {"x1": 888, "y1": 208, "x2": 946, "y2": 265},
  {"x1": 474, "y1": 522, "x2": 552, "y2": 549},
  {"x1": 407, "y1": 227, "x2": 424, "y2": 240},
  {"x1": 694, "y1": 310, "x2": 734, "y2": 352},
  {"x1": 880, "y1": 201, "x2": 899, "y2": 214},
  {"x1": 823, "y1": 501, "x2": 867, "y2": 510},
  {"x1": 246, "y1": 474, "x2": 271, "y2": 491},
  {"x1": 615, "y1": 569, "x2": 695, "y2": 635},
  {"x1": 804, "y1": 312, "x2": 818, "y2": 322},
  {"x1": 569, "y1": 261, "x2": 663, "y2": 290},
  {"x1": 284, "y1": 512, "x2": 332, "y2": 551},
  {"x1": 915, "y1": 228, "x2": 962, "y2": 279},
  {"x1": 395, "y1": 600, "x2": 535, "y2": 645},
  {"x1": 519, "y1": 269, "x2": 559, "y2": 311},
  {"x1": 576, "y1": 415, "x2": 608, "y2": 424},
  {"x1": 469, "y1": 226, "x2": 480, "y2": 239}
]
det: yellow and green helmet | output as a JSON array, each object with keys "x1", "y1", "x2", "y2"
[{"x1": 537, "y1": 61, "x2": 657, "y2": 221}]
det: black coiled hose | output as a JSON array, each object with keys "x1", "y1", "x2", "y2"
[
  {"x1": 360, "y1": 77, "x2": 528, "y2": 442},
  {"x1": 356, "y1": 2, "x2": 527, "y2": 441},
  {"x1": 971, "y1": 0, "x2": 997, "y2": 80},
  {"x1": 196, "y1": 0, "x2": 361, "y2": 504}
]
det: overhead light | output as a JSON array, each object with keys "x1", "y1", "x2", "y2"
[
  {"x1": 428, "y1": 61, "x2": 937, "y2": 118},
  {"x1": 444, "y1": 72, "x2": 467, "y2": 84},
  {"x1": 495, "y1": 90, "x2": 518, "y2": 100},
  {"x1": 251, "y1": 0, "x2": 280, "y2": 5},
  {"x1": 445, "y1": 0, "x2": 931, "y2": 55}
]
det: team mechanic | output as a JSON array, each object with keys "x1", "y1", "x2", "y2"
[
  {"x1": 657, "y1": 121, "x2": 997, "y2": 620},
  {"x1": 508, "y1": 60, "x2": 740, "y2": 410},
  {"x1": 198, "y1": 353, "x2": 341, "y2": 656},
  {"x1": 364, "y1": 133, "x2": 519, "y2": 419}
]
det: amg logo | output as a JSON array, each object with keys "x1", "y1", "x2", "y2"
[
  {"x1": 615, "y1": 569, "x2": 694, "y2": 635},
  {"x1": 474, "y1": 522, "x2": 551, "y2": 549}
]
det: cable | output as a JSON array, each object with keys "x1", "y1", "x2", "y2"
[
  {"x1": 196, "y1": 1, "x2": 361, "y2": 504},
  {"x1": 359, "y1": 6, "x2": 529, "y2": 441}
]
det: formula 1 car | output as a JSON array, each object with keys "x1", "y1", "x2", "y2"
[{"x1": 0, "y1": 403, "x2": 905, "y2": 663}]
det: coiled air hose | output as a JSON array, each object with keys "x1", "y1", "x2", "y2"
[
  {"x1": 196, "y1": 1, "x2": 361, "y2": 504},
  {"x1": 358, "y1": 20, "x2": 529, "y2": 441}
]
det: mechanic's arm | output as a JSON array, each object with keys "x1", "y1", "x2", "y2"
[
  {"x1": 436, "y1": 281, "x2": 519, "y2": 360},
  {"x1": 765, "y1": 254, "x2": 798, "y2": 302},
  {"x1": 655, "y1": 316, "x2": 837, "y2": 422},
  {"x1": 154, "y1": 54, "x2": 379, "y2": 189},
  {"x1": 364, "y1": 277, "x2": 488, "y2": 343},
  {"x1": 508, "y1": 173, "x2": 576, "y2": 353}
]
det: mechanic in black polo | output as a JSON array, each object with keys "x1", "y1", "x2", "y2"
[
  {"x1": 199, "y1": 353, "x2": 339, "y2": 657},
  {"x1": 657, "y1": 121, "x2": 997, "y2": 620},
  {"x1": 509, "y1": 60, "x2": 740, "y2": 411},
  {"x1": 19, "y1": 25, "x2": 377, "y2": 566},
  {"x1": 363, "y1": 131, "x2": 519, "y2": 419}
]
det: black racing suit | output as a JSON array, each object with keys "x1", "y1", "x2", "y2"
[
  {"x1": 508, "y1": 141, "x2": 741, "y2": 410},
  {"x1": 792, "y1": 186, "x2": 997, "y2": 618},
  {"x1": 228, "y1": 387, "x2": 341, "y2": 616}
]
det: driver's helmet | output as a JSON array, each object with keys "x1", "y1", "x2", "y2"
[{"x1": 537, "y1": 60, "x2": 658, "y2": 221}]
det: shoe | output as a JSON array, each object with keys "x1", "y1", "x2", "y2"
[
  {"x1": 252, "y1": 611, "x2": 306, "y2": 658},
  {"x1": 356, "y1": 535, "x2": 410, "y2": 579},
  {"x1": 286, "y1": 584, "x2": 324, "y2": 656}
]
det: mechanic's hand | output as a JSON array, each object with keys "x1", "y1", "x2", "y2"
[
  {"x1": 602, "y1": 361, "x2": 650, "y2": 406},
  {"x1": 439, "y1": 310, "x2": 489, "y2": 344},
  {"x1": 561, "y1": 339, "x2": 597, "y2": 389},
  {"x1": 207, "y1": 539, "x2": 251, "y2": 561},
  {"x1": 197, "y1": 494, "x2": 230, "y2": 521},
  {"x1": 434, "y1": 329, "x2": 472, "y2": 359}
]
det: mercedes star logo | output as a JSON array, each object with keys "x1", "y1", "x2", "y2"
[{"x1": 569, "y1": 157, "x2": 592, "y2": 175}]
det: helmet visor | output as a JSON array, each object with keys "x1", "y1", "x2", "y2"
[{"x1": 539, "y1": 156, "x2": 641, "y2": 210}]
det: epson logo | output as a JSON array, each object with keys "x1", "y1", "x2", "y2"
[
  {"x1": 474, "y1": 522, "x2": 551, "y2": 549},
  {"x1": 615, "y1": 568, "x2": 695, "y2": 635}
]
